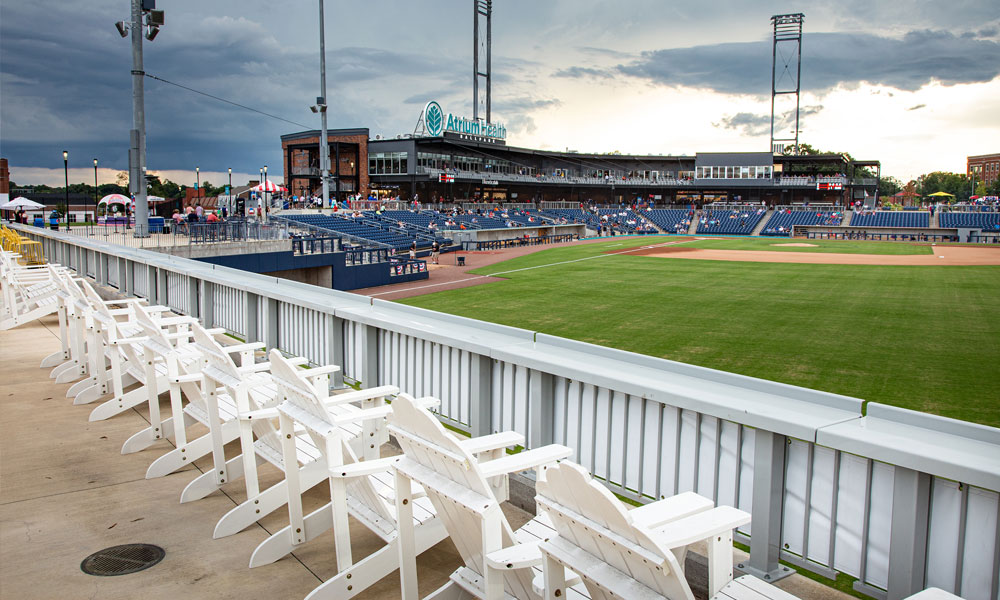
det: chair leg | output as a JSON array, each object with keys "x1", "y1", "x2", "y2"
[
  {"x1": 145, "y1": 420, "x2": 239, "y2": 479},
  {"x1": 121, "y1": 415, "x2": 179, "y2": 454},
  {"x1": 179, "y1": 453, "x2": 263, "y2": 503},
  {"x1": 213, "y1": 460, "x2": 328, "y2": 539},
  {"x1": 249, "y1": 502, "x2": 334, "y2": 568},
  {"x1": 302, "y1": 520, "x2": 448, "y2": 600},
  {"x1": 88, "y1": 384, "x2": 151, "y2": 421}
]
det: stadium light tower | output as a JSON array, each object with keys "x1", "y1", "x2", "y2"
[
  {"x1": 115, "y1": 0, "x2": 165, "y2": 237},
  {"x1": 769, "y1": 13, "x2": 804, "y2": 155},
  {"x1": 473, "y1": 0, "x2": 492, "y2": 123}
]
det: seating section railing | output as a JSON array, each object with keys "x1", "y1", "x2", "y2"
[
  {"x1": 762, "y1": 210, "x2": 844, "y2": 236},
  {"x1": 8, "y1": 221, "x2": 1000, "y2": 600},
  {"x1": 851, "y1": 211, "x2": 930, "y2": 228}
]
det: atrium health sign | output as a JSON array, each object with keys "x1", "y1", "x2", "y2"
[{"x1": 424, "y1": 101, "x2": 507, "y2": 141}]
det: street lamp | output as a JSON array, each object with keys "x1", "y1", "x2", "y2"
[
  {"x1": 93, "y1": 158, "x2": 99, "y2": 225},
  {"x1": 259, "y1": 167, "x2": 264, "y2": 220},
  {"x1": 62, "y1": 150, "x2": 69, "y2": 231},
  {"x1": 263, "y1": 165, "x2": 268, "y2": 223},
  {"x1": 196, "y1": 166, "x2": 200, "y2": 192},
  {"x1": 228, "y1": 167, "x2": 232, "y2": 215}
]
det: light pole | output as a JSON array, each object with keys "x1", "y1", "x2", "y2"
[
  {"x1": 62, "y1": 150, "x2": 69, "y2": 231},
  {"x1": 196, "y1": 166, "x2": 200, "y2": 192},
  {"x1": 93, "y1": 158, "x2": 99, "y2": 224},
  {"x1": 317, "y1": 0, "x2": 330, "y2": 209},
  {"x1": 263, "y1": 165, "x2": 269, "y2": 223},
  {"x1": 259, "y1": 167, "x2": 264, "y2": 221},
  {"x1": 115, "y1": 0, "x2": 164, "y2": 237},
  {"x1": 227, "y1": 167, "x2": 232, "y2": 215}
]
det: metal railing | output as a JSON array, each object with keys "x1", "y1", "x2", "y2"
[
  {"x1": 12, "y1": 222, "x2": 1000, "y2": 600},
  {"x1": 461, "y1": 234, "x2": 579, "y2": 251}
]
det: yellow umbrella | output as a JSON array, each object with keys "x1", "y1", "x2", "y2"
[{"x1": 927, "y1": 191, "x2": 955, "y2": 197}]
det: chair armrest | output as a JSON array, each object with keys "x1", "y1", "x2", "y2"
[
  {"x1": 278, "y1": 401, "x2": 389, "y2": 437},
  {"x1": 629, "y1": 491, "x2": 714, "y2": 530},
  {"x1": 321, "y1": 385, "x2": 399, "y2": 406},
  {"x1": 460, "y1": 431, "x2": 525, "y2": 455},
  {"x1": 102, "y1": 298, "x2": 143, "y2": 305},
  {"x1": 164, "y1": 331, "x2": 196, "y2": 341},
  {"x1": 241, "y1": 407, "x2": 279, "y2": 421},
  {"x1": 486, "y1": 540, "x2": 543, "y2": 571},
  {"x1": 243, "y1": 357, "x2": 309, "y2": 373},
  {"x1": 157, "y1": 316, "x2": 197, "y2": 326},
  {"x1": 299, "y1": 364, "x2": 340, "y2": 378},
  {"x1": 107, "y1": 308, "x2": 133, "y2": 316},
  {"x1": 330, "y1": 405, "x2": 392, "y2": 425},
  {"x1": 651, "y1": 506, "x2": 751, "y2": 548},
  {"x1": 479, "y1": 444, "x2": 572, "y2": 479},
  {"x1": 206, "y1": 327, "x2": 227, "y2": 335},
  {"x1": 110, "y1": 336, "x2": 148, "y2": 345},
  {"x1": 172, "y1": 373, "x2": 203, "y2": 384},
  {"x1": 328, "y1": 456, "x2": 401, "y2": 479},
  {"x1": 221, "y1": 342, "x2": 266, "y2": 354}
]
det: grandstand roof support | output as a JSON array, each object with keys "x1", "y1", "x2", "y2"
[
  {"x1": 473, "y1": 0, "x2": 492, "y2": 123},
  {"x1": 770, "y1": 13, "x2": 804, "y2": 155}
]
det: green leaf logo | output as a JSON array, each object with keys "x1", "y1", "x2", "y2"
[{"x1": 425, "y1": 101, "x2": 444, "y2": 136}]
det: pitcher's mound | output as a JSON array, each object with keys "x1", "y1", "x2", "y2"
[{"x1": 771, "y1": 243, "x2": 818, "y2": 247}]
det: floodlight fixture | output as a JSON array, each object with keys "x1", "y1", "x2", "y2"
[
  {"x1": 145, "y1": 25, "x2": 159, "y2": 41},
  {"x1": 115, "y1": 20, "x2": 129, "y2": 37}
]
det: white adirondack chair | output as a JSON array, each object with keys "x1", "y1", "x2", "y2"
[
  {"x1": 536, "y1": 461, "x2": 753, "y2": 600},
  {"x1": 66, "y1": 281, "x2": 178, "y2": 408},
  {"x1": 262, "y1": 350, "x2": 459, "y2": 599},
  {"x1": 389, "y1": 393, "x2": 575, "y2": 600},
  {"x1": 119, "y1": 305, "x2": 228, "y2": 455},
  {"x1": 0, "y1": 260, "x2": 67, "y2": 330},
  {"x1": 84, "y1": 290, "x2": 202, "y2": 421},
  {"x1": 205, "y1": 351, "x2": 399, "y2": 540},
  {"x1": 143, "y1": 321, "x2": 272, "y2": 480}
]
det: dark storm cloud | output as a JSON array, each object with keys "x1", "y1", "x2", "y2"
[
  {"x1": 614, "y1": 30, "x2": 1000, "y2": 95},
  {"x1": 0, "y1": 4, "x2": 463, "y2": 174}
]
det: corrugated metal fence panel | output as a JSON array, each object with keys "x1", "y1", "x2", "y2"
[
  {"x1": 85, "y1": 250, "x2": 96, "y2": 278},
  {"x1": 133, "y1": 265, "x2": 148, "y2": 298},
  {"x1": 376, "y1": 331, "x2": 471, "y2": 427},
  {"x1": 107, "y1": 257, "x2": 119, "y2": 288},
  {"x1": 165, "y1": 272, "x2": 189, "y2": 315},
  {"x1": 342, "y1": 319, "x2": 361, "y2": 382},
  {"x1": 213, "y1": 285, "x2": 245, "y2": 336},
  {"x1": 492, "y1": 360, "x2": 530, "y2": 440},
  {"x1": 550, "y1": 383, "x2": 753, "y2": 522},
  {"x1": 926, "y1": 480, "x2": 999, "y2": 600},
  {"x1": 278, "y1": 303, "x2": 328, "y2": 365}
]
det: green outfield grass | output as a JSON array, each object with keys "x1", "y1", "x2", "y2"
[{"x1": 402, "y1": 238, "x2": 1000, "y2": 427}]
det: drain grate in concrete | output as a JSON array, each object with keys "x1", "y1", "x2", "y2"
[{"x1": 80, "y1": 543, "x2": 165, "y2": 576}]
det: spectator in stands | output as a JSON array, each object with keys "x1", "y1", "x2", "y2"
[
  {"x1": 205, "y1": 210, "x2": 219, "y2": 223},
  {"x1": 409, "y1": 241, "x2": 417, "y2": 260}
]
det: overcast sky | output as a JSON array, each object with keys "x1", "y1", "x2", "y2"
[{"x1": 2, "y1": 0, "x2": 998, "y2": 187}]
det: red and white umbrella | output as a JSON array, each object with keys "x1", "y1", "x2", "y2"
[
  {"x1": 99, "y1": 193, "x2": 131, "y2": 205},
  {"x1": 252, "y1": 181, "x2": 287, "y2": 193}
]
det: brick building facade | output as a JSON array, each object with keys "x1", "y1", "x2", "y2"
[
  {"x1": 968, "y1": 153, "x2": 1000, "y2": 184},
  {"x1": 281, "y1": 128, "x2": 368, "y2": 200}
]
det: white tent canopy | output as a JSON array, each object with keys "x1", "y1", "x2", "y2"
[{"x1": 0, "y1": 197, "x2": 45, "y2": 210}]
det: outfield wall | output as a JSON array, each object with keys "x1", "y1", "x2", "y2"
[{"x1": 13, "y1": 223, "x2": 1000, "y2": 600}]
